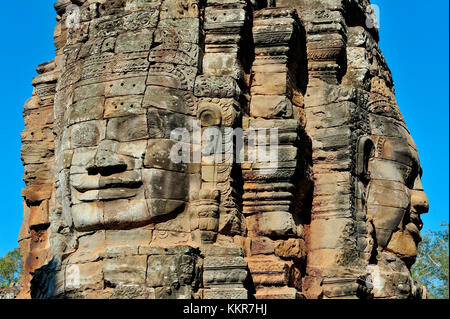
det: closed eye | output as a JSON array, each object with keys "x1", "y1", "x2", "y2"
[{"x1": 405, "y1": 160, "x2": 419, "y2": 189}]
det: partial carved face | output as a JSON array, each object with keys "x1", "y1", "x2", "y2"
[
  {"x1": 367, "y1": 114, "x2": 429, "y2": 260},
  {"x1": 57, "y1": 1, "x2": 199, "y2": 232},
  {"x1": 65, "y1": 78, "x2": 193, "y2": 232}
]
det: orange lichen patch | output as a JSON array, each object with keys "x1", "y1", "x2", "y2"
[
  {"x1": 22, "y1": 185, "x2": 53, "y2": 203},
  {"x1": 28, "y1": 200, "x2": 50, "y2": 228}
]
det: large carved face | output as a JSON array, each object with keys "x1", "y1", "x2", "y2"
[
  {"x1": 64, "y1": 78, "x2": 195, "y2": 231},
  {"x1": 57, "y1": 0, "x2": 199, "y2": 232},
  {"x1": 367, "y1": 110, "x2": 429, "y2": 260}
]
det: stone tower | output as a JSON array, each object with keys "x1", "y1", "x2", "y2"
[{"x1": 18, "y1": 0, "x2": 429, "y2": 299}]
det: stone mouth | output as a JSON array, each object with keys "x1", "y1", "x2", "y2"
[
  {"x1": 405, "y1": 221, "x2": 421, "y2": 242},
  {"x1": 97, "y1": 179, "x2": 143, "y2": 190},
  {"x1": 72, "y1": 172, "x2": 143, "y2": 193}
]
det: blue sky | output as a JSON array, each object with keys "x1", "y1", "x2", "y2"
[
  {"x1": 0, "y1": 1, "x2": 448, "y2": 256},
  {"x1": 374, "y1": 0, "x2": 449, "y2": 234}
]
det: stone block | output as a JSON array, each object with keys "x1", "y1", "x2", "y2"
[
  {"x1": 69, "y1": 97, "x2": 104, "y2": 124},
  {"x1": 66, "y1": 231, "x2": 106, "y2": 264},
  {"x1": 117, "y1": 140, "x2": 147, "y2": 159},
  {"x1": 143, "y1": 86, "x2": 195, "y2": 115},
  {"x1": 73, "y1": 83, "x2": 105, "y2": 102},
  {"x1": 112, "y1": 284, "x2": 155, "y2": 299},
  {"x1": 203, "y1": 256, "x2": 247, "y2": 269},
  {"x1": 367, "y1": 181, "x2": 410, "y2": 209},
  {"x1": 113, "y1": 54, "x2": 150, "y2": 74},
  {"x1": 194, "y1": 75, "x2": 240, "y2": 98},
  {"x1": 71, "y1": 202, "x2": 104, "y2": 231},
  {"x1": 106, "y1": 227, "x2": 153, "y2": 247},
  {"x1": 251, "y1": 72, "x2": 290, "y2": 96},
  {"x1": 103, "y1": 199, "x2": 151, "y2": 228},
  {"x1": 204, "y1": 9, "x2": 246, "y2": 34},
  {"x1": 154, "y1": 285, "x2": 192, "y2": 299},
  {"x1": 115, "y1": 30, "x2": 154, "y2": 53},
  {"x1": 147, "y1": 108, "x2": 194, "y2": 139},
  {"x1": 142, "y1": 168, "x2": 188, "y2": 200},
  {"x1": 139, "y1": 246, "x2": 198, "y2": 256},
  {"x1": 103, "y1": 255, "x2": 147, "y2": 285},
  {"x1": 104, "y1": 95, "x2": 145, "y2": 118},
  {"x1": 275, "y1": 239, "x2": 306, "y2": 260},
  {"x1": 150, "y1": 44, "x2": 201, "y2": 67},
  {"x1": 257, "y1": 211, "x2": 297, "y2": 237},
  {"x1": 105, "y1": 77, "x2": 146, "y2": 97},
  {"x1": 147, "y1": 64, "x2": 197, "y2": 91},
  {"x1": 146, "y1": 199, "x2": 186, "y2": 219},
  {"x1": 105, "y1": 246, "x2": 139, "y2": 257},
  {"x1": 71, "y1": 147, "x2": 96, "y2": 169},
  {"x1": 203, "y1": 53, "x2": 242, "y2": 78},
  {"x1": 106, "y1": 115, "x2": 149, "y2": 142},
  {"x1": 250, "y1": 95, "x2": 293, "y2": 118},
  {"x1": 254, "y1": 287, "x2": 301, "y2": 299},
  {"x1": 155, "y1": 18, "x2": 200, "y2": 44},
  {"x1": 28, "y1": 200, "x2": 49, "y2": 228},
  {"x1": 201, "y1": 245, "x2": 243, "y2": 257},
  {"x1": 203, "y1": 288, "x2": 248, "y2": 299},
  {"x1": 155, "y1": 210, "x2": 191, "y2": 233},
  {"x1": 66, "y1": 261, "x2": 104, "y2": 291},
  {"x1": 147, "y1": 254, "x2": 197, "y2": 287},
  {"x1": 160, "y1": 0, "x2": 199, "y2": 19},
  {"x1": 21, "y1": 185, "x2": 53, "y2": 203},
  {"x1": 246, "y1": 255, "x2": 292, "y2": 286},
  {"x1": 250, "y1": 237, "x2": 275, "y2": 255},
  {"x1": 386, "y1": 231, "x2": 417, "y2": 257},
  {"x1": 311, "y1": 218, "x2": 355, "y2": 249},
  {"x1": 71, "y1": 121, "x2": 105, "y2": 148}
]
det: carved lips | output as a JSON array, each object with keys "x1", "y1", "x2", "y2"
[{"x1": 71, "y1": 171, "x2": 143, "y2": 201}]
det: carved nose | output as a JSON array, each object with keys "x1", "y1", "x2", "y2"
[
  {"x1": 86, "y1": 141, "x2": 127, "y2": 176},
  {"x1": 410, "y1": 189, "x2": 429, "y2": 215}
]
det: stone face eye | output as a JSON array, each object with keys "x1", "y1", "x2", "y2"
[{"x1": 405, "y1": 161, "x2": 419, "y2": 189}]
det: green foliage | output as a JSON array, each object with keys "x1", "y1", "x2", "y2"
[
  {"x1": 412, "y1": 222, "x2": 449, "y2": 299},
  {"x1": 0, "y1": 248, "x2": 23, "y2": 288}
]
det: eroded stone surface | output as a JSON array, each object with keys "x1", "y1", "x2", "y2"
[{"x1": 18, "y1": 0, "x2": 428, "y2": 299}]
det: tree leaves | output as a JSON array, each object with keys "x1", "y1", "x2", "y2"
[
  {"x1": 0, "y1": 248, "x2": 23, "y2": 288},
  {"x1": 412, "y1": 222, "x2": 449, "y2": 299}
]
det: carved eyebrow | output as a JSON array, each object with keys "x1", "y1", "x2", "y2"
[{"x1": 409, "y1": 153, "x2": 422, "y2": 180}]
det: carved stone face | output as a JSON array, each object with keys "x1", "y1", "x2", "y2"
[
  {"x1": 57, "y1": 1, "x2": 199, "y2": 232},
  {"x1": 367, "y1": 113, "x2": 429, "y2": 259},
  {"x1": 65, "y1": 81, "x2": 193, "y2": 232}
]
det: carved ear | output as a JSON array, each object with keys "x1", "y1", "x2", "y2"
[
  {"x1": 197, "y1": 104, "x2": 222, "y2": 127},
  {"x1": 356, "y1": 136, "x2": 374, "y2": 183}
]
